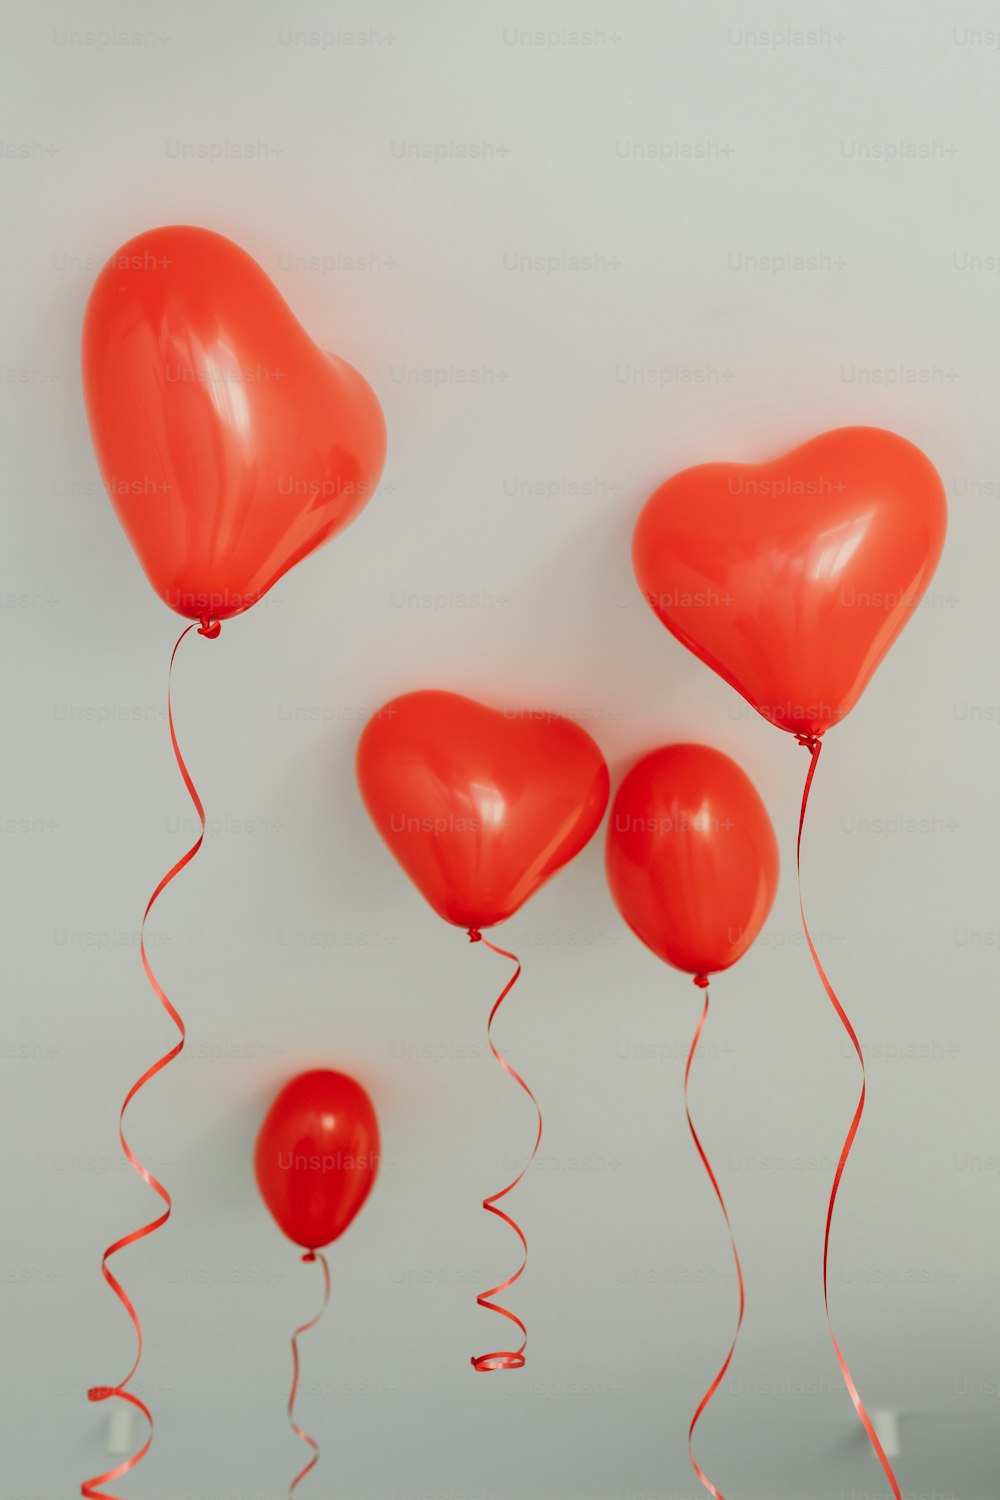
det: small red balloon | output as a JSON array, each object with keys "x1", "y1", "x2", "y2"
[
  {"x1": 356, "y1": 690, "x2": 610, "y2": 930},
  {"x1": 633, "y1": 426, "x2": 947, "y2": 735},
  {"x1": 254, "y1": 1071, "x2": 379, "y2": 1252},
  {"x1": 606, "y1": 744, "x2": 778, "y2": 977},
  {"x1": 82, "y1": 225, "x2": 386, "y2": 623}
]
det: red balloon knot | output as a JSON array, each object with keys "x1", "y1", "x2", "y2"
[
  {"x1": 87, "y1": 1386, "x2": 114, "y2": 1402},
  {"x1": 693, "y1": 973, "x2": 710, "y2": 989},
  {"x1": 795, "y1": 731, "x2": 822, "y2": 754},
  {"x1": 197, "y1": 618, "x2": 221, "y2": 639},
  {"x1": 467, "y1": 928, "x2": 483, "y2": 943},
  {"x1": 301, "y1": 1251, "x2": 317, "y2": 1263}
]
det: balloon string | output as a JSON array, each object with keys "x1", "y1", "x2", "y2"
[
  {"x1": 287, "y1": 1250, "x2": 332, "y2": 1498},
  {"x1": 684, "y1": 975, "x2": 745, "y2": 1500},
  {"x1": 795, "y1": 732, "x2": 902, "y2": 1500},
  {"x1": 466, "y1": 929, "x2": 541, "y2": 1372},
  {"x1": 82, "y1": 619, "x2": 218, "y2": 1499}
]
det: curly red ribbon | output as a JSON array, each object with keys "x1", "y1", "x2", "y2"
[
  {"x1": 795, "y1": 732, "x2": 902, "y2": 1499},
  {"x1": 684, "y1": 974, "x2": 745, "y2": 1500},
  {"x1": 82, "y1": 620, "x2": 218, "y2": 1499},
  {"x1": 287, "y1": 1250, "x2": 332, "y2": 1497},
  {"x1": 467, "y1": 929, "x2": 541, "y2": 1372}
]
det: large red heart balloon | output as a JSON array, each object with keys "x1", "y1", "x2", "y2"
[
  {"x1": 633, "y1": 427, "x2": 947, "y2": 735},
  {"x1": 356, "y1": 690, "x2": 610, "y2": 930},
  {"x1": 82, "y1": 225, "x2": 386, "y2": 624},
  {"x1": 254, "y1": 1070, "x2": 379, "y2": 1252},
  {"x1": 606, "y1": 743, "x2": 778, "y2": 977}
]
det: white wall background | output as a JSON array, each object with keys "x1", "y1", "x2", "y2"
[{"x1": 1, "y1": 2, "x2": 997, "y2": 1497}]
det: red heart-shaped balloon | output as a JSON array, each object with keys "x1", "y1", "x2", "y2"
[
  {"x1": 82, "y1": 225, "x2": 386, "y2": 623},
  {"x1": 633, "y1": 427, "x2": 947, "y2": 734},
  {"x1": 356, "y1": 691, "x2": 610, "y2": 930}
]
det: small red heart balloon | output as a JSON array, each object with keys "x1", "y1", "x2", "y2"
[
  {"x1": 82, "y1": 225, "x2": 386, "y2": 623},
  {"x1": 254, "y1": 1070, "x2": 379, "y2": 1252},
  {"x1": 606, "y1": 744, "x2": 779, "y2": 977},
  {"x1": 356, "y1": 690, "x2": 610, "y2": 930},
  {"x1": 633, "y1": 426, "x2": 947, "y2": 735}
]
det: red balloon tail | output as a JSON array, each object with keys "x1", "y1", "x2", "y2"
[
  {"x1": 287, "y1": 1250, "x2": 332, "y2": 1498},
  {"x1": 795, "y1": 733, "x2": 903, "y2": 1500},
  {"x1": 684, "y1": 977, "x2": 745, "y2": 1500},
  {"x1": 467, "y1": 931, "x2": 541, "y2": 1372},
  {"x1": 82, "y1": 622, "x2": 217, "y2": 1499}
]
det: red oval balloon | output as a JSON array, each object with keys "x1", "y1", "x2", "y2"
[
  {"x1": 254, "y1": 1070, "x2": 379, "y2": 1252},
  {"x1": 633, "y1": 426, "x2": 947, "y2": 735},
  {"x1": 82, "y1": 225, "x2": 386, "y2": 623},
  {"x1": 356, "y1": 690, "x2": 610, "y2": 930},
  {"x1": 606, "y1": 744, "x2": 778, "y2": 976}
]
